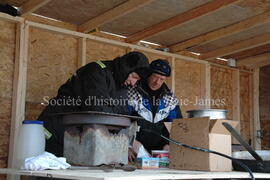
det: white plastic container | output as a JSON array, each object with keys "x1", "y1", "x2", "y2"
[{"x1": 15, "y1": 120, "x2": 45, "y2": 169}]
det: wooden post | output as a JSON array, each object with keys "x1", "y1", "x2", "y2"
[
  {"x1": 171, "y1": 57, "x2": 176, "y2": 93},
  {"x1": 253, "y1": 68, "x2": 261, "y2": 149},
  {"x1": 250, "y1": 73, "x2": 255, "y2": 148},
  {"x1": 232, "y1": 70, "x2": 240, "y2": 144},
  {"x1": 8, "y1": 23, "x2": 29, "y2": 179},
  {"x1": 77, "y1": 37, "x2": 87, "y2": 68},
  {"x1": 201, "y1": 63, "x2": 211, "y2": 108}
]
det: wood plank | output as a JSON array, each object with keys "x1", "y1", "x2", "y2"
[
  {"x1": 224, "y1": 44, "x2": 270, "y2": 60},
  {"x1": 126, "y1": 0, "x2": 241, "y2": 43},
  {"x1": 170, "y1": 10, "x2": 270, "y2": 52},
  {"x1": 77, "y1": 37, "x2": 86, "y2": 68},
  {"x1": 201, "y1": 64, "x2": 211, "y2": 108},
  {"x1": 0, "y1": 12, "x2": 23, "y2": 23},
  {"x1": 200, "y1": 33, "x2": 270, "y2": 60},
  {"x1": 170, "y1": 57, "x2": 175, "y2": 93},
  {"x1": 25, "y1": 20, "x2": 208, "y2": 64},
  {"x1": 249, "y1": 59, "x2": 270, "y2": 68},
  {"x1": 78, "y1": 0, "x2": 154, "y2": 33},
  {"x1": 249, "y1": 73, "x2": 254, "y2": 148},
  {"x1": 253, "y1": 68, "x2": 261, "y2": 150},
  {"x1": 7, "y1": 23, "x2": 29, "y2": 180},
  {"x1": 232, "y1": 70, "x2": 240, "y2": 144},
  {"x1": 237, "y1": 52, "x2": 270, "y2": 67},
  {"x1": 20, "y1": 0, "x2": 51, "y2": 15},
  {"x1": 1, "y1": 168, "x2": 270, "y2": 179}
]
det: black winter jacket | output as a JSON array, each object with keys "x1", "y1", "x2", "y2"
[{"x1": 38, "y1": 52, "x2": 149, "y2": 156}]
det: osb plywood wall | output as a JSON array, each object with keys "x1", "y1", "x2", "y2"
[
  {"x1": 210, "y1": 65, "x2": 234, "y2": 120},
  {"x1": 26, "y1": 27, "x2": 78, "y2": 120},
  {"x1": 86, "y1": 40, "x2": 126, "y2": 64},
  {"x1": 240, "y1": 72, "x2": 252, "y2": 142},
  {"x1": 0, "y1": 19, "x2": 16, "y2": 179},
  {"x1": 174, "y1": 60, "x2": 205, "y2": 118},
  {"x1": 259, "y1": 66, "x2": 270, "y2": 149}
]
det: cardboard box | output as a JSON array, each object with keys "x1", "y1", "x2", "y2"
[{"x1": 169, "y1": 117, "x2": 237, "y2": 171}]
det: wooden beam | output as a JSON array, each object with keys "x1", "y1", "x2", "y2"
[
  {"x1": 77, "y1": 38, "x2": 87, "y2": 68},
  {"x1": 253, "y1": 68, "x2": 261, "y2": 150},
  {"x1": 249, "y1": 73, "x2": 254, "y2": 148},
  {"x1": 224, "y1": 44, "x2": 270, "y2": 60},
  {"x1": 200, "y1": 33, "x2": 270, "y2": 60},
  {"x1": 232, "y1": 70, "x2": 240, "y2": 144},
  {"x1": 125, "y1": 0, "x2": 241, "y2": 43},
  {"x1": 201, "y1": 63, "x2": 211, "y2": 109},
  {"x1": 170, "y1": 10, "x2": 270, "y2": 52},
  {"x1": 19, "y1": 0, "x2": 51, "y2": 15},
  {"x1": 78, "y1": 0, "x2": 154, "y2": 33},
  {"x1": 249, "y1": 59, "x2": 270, "y2": 68},
  {"x1": 0, "y1": 12, "x2": 23, "y2": 23},
  {"x1": 170, "y1": 57, "x2": 176, "y2": 93},
  {"x1": 8, "y1": 23, "x2": 29, "y2": 173},
  {"x1": 237, "y1": 52, "x2": 270, "y2": 67}
]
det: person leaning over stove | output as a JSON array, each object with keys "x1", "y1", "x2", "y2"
[
  {"x1": 38, "y1": 51, "x2": 149, "y2": 157},
  {"x1": 127, "y1": 59, "x2": 182, "y2": 162}
]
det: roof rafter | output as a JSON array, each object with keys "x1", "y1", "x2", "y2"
[
  {"x1": 224, "y1": 44, "x2": 270, "y2": 60},
  {"x1": 200, "y1": 33, "x2": 270, "y2": 60},
  {"x1": 125, "y1": 0, "x2": 241, "y2": 43},
  {"x1": 237, "y1": 52, "x2": 270, "y2": 68},
  {"x1": 78, "y1": 0, "x2": 154, "y2": 33},
  {"x1": 19, "y1": 0, "x2": 51, "y2": 15},
  {"x1": 170, "y1": 10, "x2": 270, "y2": 52}
]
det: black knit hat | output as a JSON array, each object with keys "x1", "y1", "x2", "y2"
[{"x1": 150, "y1": 59, "x2": 171, "y2": 77}]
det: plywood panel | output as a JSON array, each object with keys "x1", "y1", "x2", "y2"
[
  {"x1": 0, "y1": 98, "x2": 12, "y2": 169},
  {"x1": 25, "y1": 102, "x2": 45, "y2": 120},
  {"x1": 0, "y1": 19, "x2": 15, "y2": 171},
  {"x1": 27, "y1": 27, "x2": 78, "y2": 103},
  {"x1": 240, "y1": 72, "x2": 252, "y2": 142},
  {"x1": 175, "y1": 60, "x2": 205, "y2": 118},
  {"x1": 210, "y1": 65, "x2": 233, "y2": 120},
  {"x1": 0, "y1": 20, "x2": 16, "y2": 99},
  {"x1": 35, "y1": 0, "x2": 126, "y2": 25},
  {"x1": 86, "y1": 40, "x2": 126, "y2": 63},
  {"x1": 5, "y1": 0, "x2": 29, "y2": 7}
]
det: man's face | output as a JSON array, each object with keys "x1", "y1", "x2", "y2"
[
  {"x1": 124, "y1": 72, "x2": 140, "y2": 86},
  {"x1": 148, "y1": 73, "x2": 166, "y2": 91}
]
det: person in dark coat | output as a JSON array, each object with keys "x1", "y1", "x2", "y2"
[
  {"x1": 128, "y1": 59, "x2": 182, "y2": 162},
  {"x1": 38, "y1": 51, "x2": 149, "y2": 157}
]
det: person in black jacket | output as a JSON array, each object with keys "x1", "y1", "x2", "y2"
[
  {"x1": 38, "y1": 51, "x2": 149, "y2": 157},
  {"x1": 128, "y1": 59, "x2": 182, "y2": 162}
]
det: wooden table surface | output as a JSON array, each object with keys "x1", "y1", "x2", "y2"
[{"x1": 0, "y1": 168, "x2": 270, "y2": 179}]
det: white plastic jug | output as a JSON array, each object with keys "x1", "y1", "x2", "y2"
[{"x1": 15, "y1": 120, "x2": 45, "y2": 169}]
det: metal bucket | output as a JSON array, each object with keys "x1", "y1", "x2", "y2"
[{"x1": 186, "y1": 109, "x2": 227, "y2": 119}]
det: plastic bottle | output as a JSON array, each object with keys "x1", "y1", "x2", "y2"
[{"x1": 15, "y1": 120, "x2": 45, "y2": 169}]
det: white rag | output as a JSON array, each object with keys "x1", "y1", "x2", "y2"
[{"x1": 21, "y1": 152, "x2": 71, "y2": 170}]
